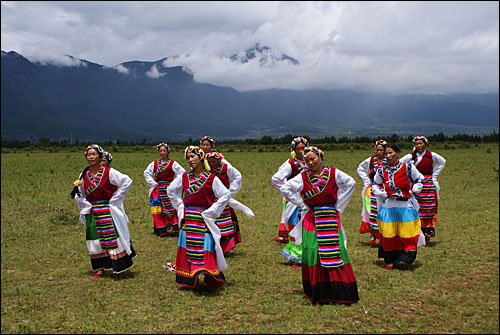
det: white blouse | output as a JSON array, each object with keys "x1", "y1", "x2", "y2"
[
  {"x1": 75, "y1": 168, "x2": 134, "y2": 255},
  {"x1": 144, "y1": 159, "x2": 186, "y2": 196},
  {"x1": 167, "y1": 172, "x2": 231, "y2": 272}
]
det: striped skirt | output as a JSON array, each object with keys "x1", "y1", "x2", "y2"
[
  {"x1": 301, "y1": 209, "x2": 359, "y2": 305},
  {"x1": 86, "y1": 200, "x2": 136, "y2": 273},
  {"x1": 415, "y1": 175, "x2": 438, "y2": 237},
  {"x1": 150, "y1": 181, "x2": 178, "y2": 236},
  {"x1": 216, "y1": 205, "x2": 238, "y2": 253},
  {"x1": 377, "y1": 204, "x2": 421, "y2": 264},
  {"x1": 359, "y1": 184, "x2": 381, "y2": 238},
  {"x1": 175, "y1": 206, "x2": 226, "y2": 288}
]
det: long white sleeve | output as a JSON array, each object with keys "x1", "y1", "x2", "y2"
[
  {"x1": 431, "y1": 152, "x2": 446, "y2": 179},
  {"x1": 271, "y1": 160, "x2": 292, "y2": 192},
  {"x1": 143, "y1": 161, "x2": 157, "y2": 188},
  {"x1": 203, "y1": 177, "x2": 231, "y2": 218},
  {"x1": 334, "y1": 169, "x2": 356, "y2": 216},
  {"x1": 201, "y1": 176, "x2": 231, "y2": 272},
  {"x1": 166, "y1": 176, "x2": 185, "y2": 223},
  {"x1": 372, "y1": 167, "x2": 387, "y2": 198},
  {"x1": 357, "y1": 157, "x2": 371, "y2": 186},
  {"x1": 409, "y1": 163, "x2": 424, "y2": 195},
  {"x1": 108, "y1": 168, "x2": 133, "y2": 207},
  {"x1": 400, "y1": 154, "x2": 412, "y2": 164},
  {"x1": 279, "y1": 173, "x2": 307, "y2": 210},
  {"x1": 226, "y1": 164, "x2": 242, "y2": 196},
  {"x1": 172, "y1": 160, "x2": 186, "y2": 176}
]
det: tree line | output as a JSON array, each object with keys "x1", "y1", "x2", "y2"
[{"x1": 1, "y1": 131, "x2": 498, "y2": 149}]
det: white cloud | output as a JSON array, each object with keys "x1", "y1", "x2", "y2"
[
  {"x1": 1, "y1": 1, "x2": 498, "y2": 93},
  {"x1": 111, "y1": 64, "x2": 130, "y2": 74},
  {"x1": 145, "y1": 64, "x2": 166, "y2": 78}
]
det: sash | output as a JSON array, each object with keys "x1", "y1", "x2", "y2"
[
  {"x1": 157, "y1": 180, "x2": 175, "y2": 215},
  {"x1": 85, "y1": 167, "x2": 104, "y2": 196},
  {"x1": 216, "y1": 205, "x2": 234, "y2": 237},
  {"x1": 90, "y1": 200, "x2": 118, "y2": 250},
  {"x1": 213, "y1": 161, "x2": 224, "y2": 176},
  {"x1": 314, "y1": 205, "x2": 343, "y2": 268},
  {"x1": 302, "y1": 167, "x2": 331, "y2": 201},
  {"x1": 184, "y1": 206, "x2": 207, "y2": 266}
]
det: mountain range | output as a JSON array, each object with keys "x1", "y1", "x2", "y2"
[{"x1": 1, "y1": 49, "x2": 498, "y2": 142}]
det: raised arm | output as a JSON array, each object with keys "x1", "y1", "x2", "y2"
[
  {"x1": 108, "y1": 168, "x2": 133, "y2": 207},
  {"x1": 335, "y1": 169, "x2": 356, "y2": 216},
  {"x1": 279, "y1": 173, "x2": 306, "y2": 210},
  {"x1": 143, "y1": 161, "x2": 157, "y2": 188},
  {"x1": 226, "y1": 164, "x2": 242, "y2": 196},
  {"x1": 167, "y1": 176, "x2": 184, "y2": 222},
  {"x1": 357, "y1": 157, "x2": 371, "y2": 186},
  {"x1": 431, "y1": 152, "x2": 446, "y2": 179},
  {"x1": 271, "y1": 160, "x2": 292, "y2": 192}
]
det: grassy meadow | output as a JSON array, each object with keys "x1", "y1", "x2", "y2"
[{"x1": 1, "y1": 143, "x2": 499, "y2": 334}]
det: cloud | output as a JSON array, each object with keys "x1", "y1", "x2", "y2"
[
  {"x1": 111, "y1": 64, "x2": 130, "y2": 74},
  {"x1": 145, "y1": 64, "x2": 166, "y2": 78},
  {"x1": 1, "y1": 1, "x2": 498, "y2": 94}
]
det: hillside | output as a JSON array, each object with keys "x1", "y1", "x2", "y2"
[{"x1": 1, "y1": 50, "x2": 498, "y2": 142}]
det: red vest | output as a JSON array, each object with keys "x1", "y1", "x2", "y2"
[
  {"x1": 214, "y1": 163, "x2": 230, "y2": 188},
  {"x1": 154, "y1": 159, "x2": 175, "y2": 182},
  {"x1": 300, "y1": 167, "x2": 339, "y2": 207},
  {"x1": 412, "y1": 150, "x2": 433, "y2": 175},
  {"x1": 382, "y1": 162, "x2": 411, "y2": 198},
  {"x1": 84, "y1": 166, "x2": 117, "y2": 201},
  {"x1": 181, "y1": 172, "x2": 216, "y2": 208},
  {"x1": 287, "y1": 158, "x2": 303, "y2": 180}
]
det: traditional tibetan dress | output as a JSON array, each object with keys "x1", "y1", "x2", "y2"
[
  {"x1": 357, "y1": 156, "x2": 386, "y2": 238},
  {"x1": 170, "y1": 170, "x2": 230, "y2": 288},
  {"x1": 211, "y1": 161, "x2": 241, "y2": 252},
  {"x1": 374, "y1": 162, "x2": 423, "y2": 265},
  {"x1": 271, "y1": 158, "x2": 305, "y2": 264},
  {"x1": 283, "y1": 166, "x2": 359, "y2": 305},
  {"x1": 411, "y1": 150, "x2": 438, "y2": 238},
  {"x1": 79, "y1": 166, "x2": 136, "y2": 273},
  {"x1": 144, "y1": 159, "x2": 185, "y2": 236}
]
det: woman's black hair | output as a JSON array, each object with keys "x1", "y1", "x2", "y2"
[
  {"x1": 70, "y1": 166, "x2": 90, "y2": 199},
  {"x1": 386, "y1": 143, "x2": 400, "y2": 153}
]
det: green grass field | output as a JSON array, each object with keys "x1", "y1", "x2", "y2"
[{"x1": 1, "y1": 144, "x2": 499, "y2": 334}]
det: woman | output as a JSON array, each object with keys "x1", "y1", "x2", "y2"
[
  {"x1": 74, "y1": 144, "x2": 136, "y2": 278},
  {"x1": 400, "y1": 136, "x2": 446, "y2": 245},
  {"x1": 271, "y1": 137, "x2": 309, "y2": 267},
  {"x1": 206, "y1": 150, "x2": 243, "y2": 253},
  {"x1": 357, "y1": 140, "x2": 387, "y2": 245},
  {"x1": 373, "y1": 143, "x2": 424, "y2": 270},
  {"x1": 167, "y1": 145, "x2": 231, "y2": 289},
  {"x1": 280, "y1": 146, "x2": 359, "y2": 305},
  {"x1": 101, "y1": 151, "x2": 113, "y2": 167},
  {"x1": 144, "y1": 142, "x2": 185, "y2": 237}
]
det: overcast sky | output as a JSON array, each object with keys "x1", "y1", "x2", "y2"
[{"x1": 1, "y1": 1, "x2": 498, "y2": 94}]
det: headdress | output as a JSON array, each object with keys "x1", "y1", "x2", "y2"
[
  {"x1": 374, "y1": 139, "x2": 387, "y2": 149},
  {"x1": 290, "y1": 137, "x2": 309, "y2": 150},
  {"x1": 200, "y1": 136, "x2": 215, "y2": 147},
  {"x1": 85, "y1": 144, "x2": 104, "y2": 156},
  {"x1": 205, "y1": 151, "x2": 224, "y2": 161},
  {"x1": 290, "y1": 137, "x2": 309, "y2": 158},
  {"x1": 303, "y1": 146, "x2": 325, "y2": 162},
  {"x1": 412, "y1": 136, "x2": 429, "y2": 145},
  {"x1": 184, "y1": 145, "x2": 210, "y2": 171},
  {"x1": 156, "y1": 142, "x2": 170, "y2": 153},
  {"x1": 103, "y1": 152, "x2": 113, "y2": 162}
]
